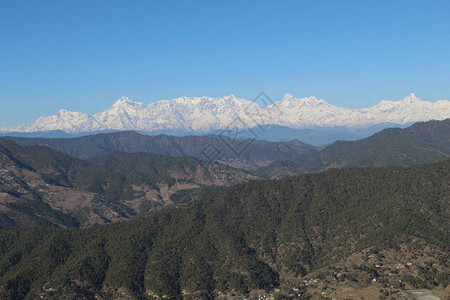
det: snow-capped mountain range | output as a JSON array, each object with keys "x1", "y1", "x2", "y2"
[{"x1": 2, "y1": 93, "x2": 450, "y2": 134}]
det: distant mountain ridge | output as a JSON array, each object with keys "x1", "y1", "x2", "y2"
[
  {"x1": 2, "y1": 93, "x2": 449, "y2": 138},
  {"x1": 256, "y1": 118, "x2": 450, "y2": 178},
  {"x1": 6, "y1": 132, "x2": 317, "y2": 171},
  {"x1": 7, "y1": 119, "x2": 449, "y2": 177}
]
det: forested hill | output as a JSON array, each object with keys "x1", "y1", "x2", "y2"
[
  {"x1": 1, "y1": 159, "x2": 448, "y2": 299},
  {"x1": 0, "y1": 139, "x2": 253, "y2": 228},
  {"x1": 256, "y1": 118, "x2": 450, "y2": 178},
  {"x1": 88, "y1": 151, "x2": 256, "y2": 186},
  {"x1": 5, "y1": 132, "x2": 317, "y2": 171}
]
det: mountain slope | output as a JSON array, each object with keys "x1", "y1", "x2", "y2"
[
  {"x1": 0, "y1": 139, "x2": 254, "y2": 227},
  {"x1": 0, "y1": 160, "x2": 448, "y2": 299},
  {"x1": 88, "y1": 151, "x2": 255, "y2": 186},
  {"x1": 0, "y1": 146, "x2": 80, "y2": 228},
  {"x1": 7, "y1": 132, "x2": 318, "y2": 170},
  {"x1": 256, "y1": 118, "x2": 450, "y2": 178},
  {"x1": 2, "y1": 93, "x2": 449, "y2": 135}
]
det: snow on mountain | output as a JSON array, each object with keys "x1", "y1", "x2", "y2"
[
  {"x1": 361, "y1": 93, "x2": 450, "y2": 125},
  {"x1": 269, "y1": 93, "x2": 450, "y2": 128},
  {"x1": 94, "y1": 97, "x2": 146, "y2": 130},
  {"x1": 1, "y1": 93, "x2": 449, "y2": 134},
  {"x1": 271, "y1": 94, "x2": 357, "y2": 128},
  {"x1": 4, "y1": 109, "x2": 103, "y2": 133},
  {"x1": 139, "y1": 95, "x2": 257, "y2": 132}
]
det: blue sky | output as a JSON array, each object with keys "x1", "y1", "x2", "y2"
[{"x1": 1, "y1": 0, "x2": 450, "y2": 127}]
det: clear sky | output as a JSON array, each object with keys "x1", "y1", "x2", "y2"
[{"x1": 1, "y1": 0, "x2": 450, "y2": 127}]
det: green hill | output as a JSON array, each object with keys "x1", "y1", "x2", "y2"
[
  {"x1": 0, "y1": 159, "x2": 448, "y2": 299},
  {"x1": 88, "y1": 151, "x2": 254, "y2": 186},
  {"x1": 256, "y1": 118, "x2": 450, "y2": 178}
]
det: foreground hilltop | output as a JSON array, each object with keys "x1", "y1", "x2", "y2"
[{"x1": 0, "y1": 159, "x2": 448, "y2": 299}]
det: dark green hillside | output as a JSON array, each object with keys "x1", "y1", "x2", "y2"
[
  {"x1": 0, "y1": 138, "x2": 162, "y2": 198},
  {"x1": 89, "y1": 151, "x2": 202, "y2": 174},
  {"x1": 256, "y1": 118, "x2": 450, "y2": 178},
  {"x1": 0, "y1": 159, "x2": 448, "y2": 299},
  {"x1": 88, "y1": 151, "x2": 254, "y2": 186}
]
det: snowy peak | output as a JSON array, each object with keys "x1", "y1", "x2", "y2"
[
  {"x1": 402, "y1": 93, "x2": 420, "y2": 102},
  {"x1": 378, "y1": 93, "x2": 422, "y2": 106},
  {"x1": 282, "y1": 93, "x2": 295, "y2": 100},
  {"x1": 57, "y1": 109, "x2": 72, "y2": 116},
  {"x1": 1, "y1": 93, "x2": 449, "y2": 134},
  {"x1": 364, "y1": 93, "x2": 450, "y2": 125},
  {"x1": 112, "y1": 96, "x2": 132, "y2": 107},
  {"x1": 277, "y1": 95, "x2": 331, "y2": 110},
  {"x1": 56, "y1": 109, "x2": 87, "y2": 118},
  {"x1": 280, "y1": 94, "x2": 325, "y2": 104},
  {"x1": 300, "y1": 96, "x2": 327, "y2": 106},
  {"x1": 110, "y1": 97, "x2": 145, "y2": 109},
  {"x1": 94, "y1": 97, "x2": 147, "y2": 130}
]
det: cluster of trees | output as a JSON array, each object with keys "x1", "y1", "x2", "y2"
[{"x1": 0, "y1": 159, "x2": 448, "y2": 299}]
